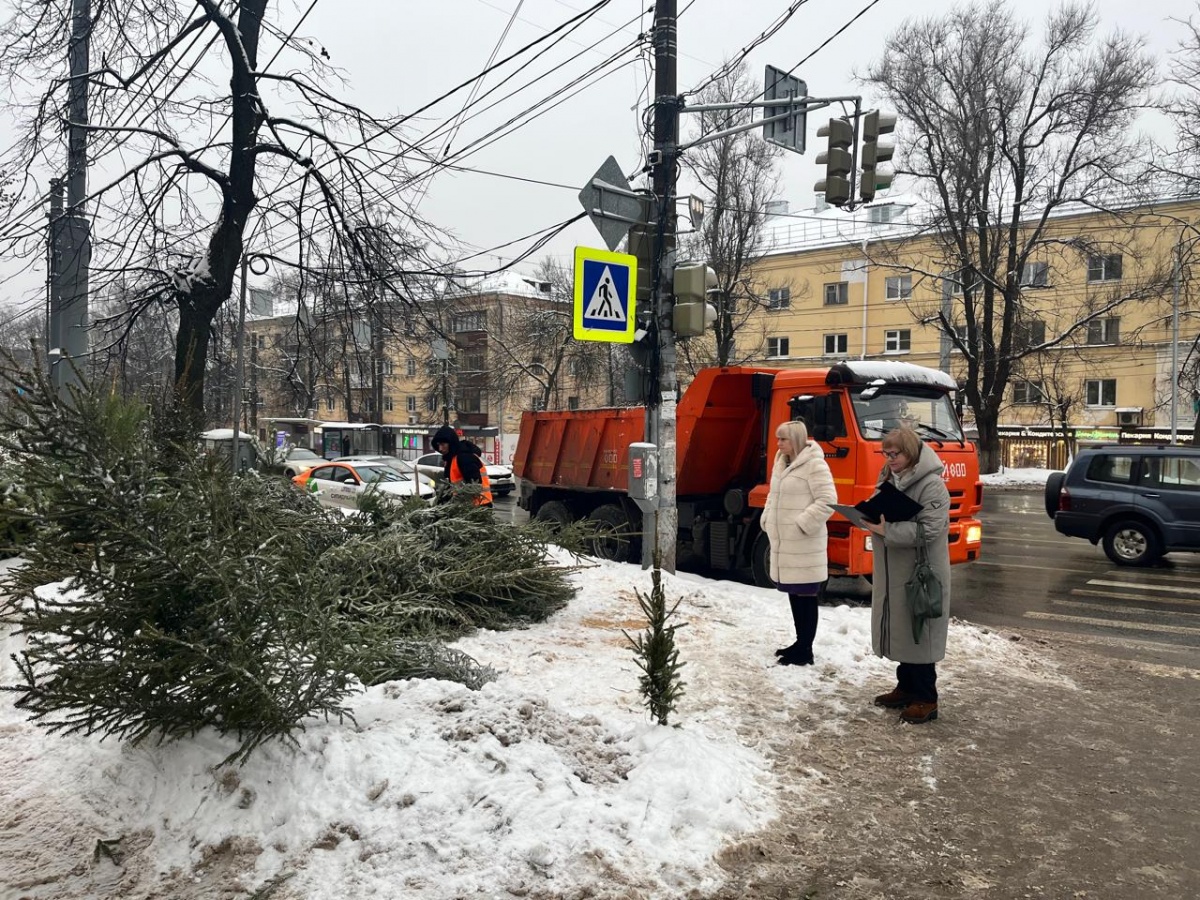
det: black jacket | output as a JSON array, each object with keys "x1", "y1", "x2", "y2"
[{"x1": 431, "y1": 426, "x2": 485, "y2": 484}]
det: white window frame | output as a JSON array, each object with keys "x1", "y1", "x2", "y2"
[
  {"x1": 1021, "y1": 262, "x2": 1049, "y2": 287},
  {"x1": 823, "y1": 282, "x2": 849, "y2": 306},
  {"x1": 823, "y1": 333, "x2": 848, "y2": 355},
  {"x1": 1012, "y1": 380, "x2": 1045, "y2": 404},
  {"x1": 1085, "y1": 378, "x2": 1117, "y2": 407},
  {"x1": 884, "y1": 329, "x2": 911, "y2": 353},
  {"x1": 1087, "y1": 254, "x2": 1123, "y2": 283},
  {"x1": 406, "y1": 357, "x2": 417, "y2": 377},
  {"x1": 885, "y1": 275, "x2": 912, "y2": 301},
  {"x1": 406, "y1": 396, "x2": 417, "y2": 413},
  {"x1": 768, "y1": 287, "x2": 791, "y2": 310},
  {"x1": 1086, "y1": 317, "x2": 1119, "y2": 346},
  {"x1": 766, "y1": 336, "x2": 790, "y2": 358}
]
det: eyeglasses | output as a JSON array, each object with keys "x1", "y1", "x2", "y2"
[{"x1": 882, "y1": 450, "x2": 905, "y2": 460}]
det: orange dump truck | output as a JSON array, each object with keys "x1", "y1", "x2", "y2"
[{"x1": 513, "y1": 361, "x2": 983, "y2": 586}]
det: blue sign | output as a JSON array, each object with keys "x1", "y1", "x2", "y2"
[{"x1": 573, "y1": 246, "x2": 637, "y2": 343}]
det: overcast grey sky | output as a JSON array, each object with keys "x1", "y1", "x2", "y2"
[{"x1": 300, "y1": 0, "x2": 1192, "y2": 277}]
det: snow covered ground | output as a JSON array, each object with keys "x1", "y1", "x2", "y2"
[
  {"x1": 0, "y1": 552, "x2": 1059, "y2": 899},
  {"x1": 980, "y1": 466, "x2": 1055, "y2": 488}
]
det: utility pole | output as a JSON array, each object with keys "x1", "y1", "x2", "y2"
[
  {"x1": 648, "y1": 0, "x2": 679, "y2": 572},
  {"x1": 49, "y1": 0, "x2": 92, "y2": 399},
  {"x1": 232, "y1": 254, "x2": 248, "y2": 471}
]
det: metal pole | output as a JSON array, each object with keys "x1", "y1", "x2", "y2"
[
  {"x1": 1172, "y1": 234, "x2": 1182, "y2": 444},
  {"x1": 648, "y1": 0, "x2": 678, "y2": 573},
  {"x1": 232, "y1": 254, "x2": 248, "y2": 471},
  {"x1": 53, "y1": 0, "x2": 91, "y2": 399}
]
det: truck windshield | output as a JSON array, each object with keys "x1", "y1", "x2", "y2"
[{"x1": 850, "y1": 387, "x2": 964, "y2": 442}]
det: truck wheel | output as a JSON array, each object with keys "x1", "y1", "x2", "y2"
[
  {"x1": 750, "y1": 531, "x2": 773, "y2": 589},
  {"x1": 587, "y1": 504, "x2": 632, "y2": 562},
  {"x1": 1102, "y1": 519, "x2": 1161, "y2": 567},
  {"x1": 535, "y1": 500, "x2": 573, "y2": 527}
]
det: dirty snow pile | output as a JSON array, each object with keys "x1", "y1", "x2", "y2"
[
  {"x1": 980, "y1": 466, "x2": 1055, "y2": 488},
  {"x1": 0, "y1": 554, "x2": 1039, "y2": 899}
]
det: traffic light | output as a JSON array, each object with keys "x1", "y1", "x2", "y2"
[
  {"x1": 814, "y1": 117, "x2": 854, "y2": 207},
  {"x1": 672, "y1": 263, "x2": 718, "y2": 338},
  {"x1": 859, "y1": 110, "x2": 896, "y2": 203}
]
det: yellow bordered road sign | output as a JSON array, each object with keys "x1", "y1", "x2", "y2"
[{"x1": 573, "y1": 246, "x2": 637, "y2": 343}]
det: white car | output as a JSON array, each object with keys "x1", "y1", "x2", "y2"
[
  {"x1": 334, "y1": 455, "x2": 437, "y2": 489},
  {"x1": 414, "y1": 452, "x2": 515, "y2": 496},
  {"x1": 293, "y1": 461, "x2": 434, "y2": 510},
  {"x1": 280, "y1": 447, "x2": 324, "y2": 478}
]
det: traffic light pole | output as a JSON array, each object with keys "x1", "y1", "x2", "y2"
[{"x1": 647, "y1": 0, "x2": 679, "y2": 573}]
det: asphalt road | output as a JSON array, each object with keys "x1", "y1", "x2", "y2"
[{"x1": 495, "y1": 490, "x2": 1200, "y2": 671}]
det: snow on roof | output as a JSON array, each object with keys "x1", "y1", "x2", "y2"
[
  {"x1": 444, "y1": 269, "x2": 554, "y2": 300},
  {"x1": 199, "y1": 428, "x2": 255, "y2": 440},
  {"x1": 825, "y1": 360, "x2": 958, "y2": 390}
]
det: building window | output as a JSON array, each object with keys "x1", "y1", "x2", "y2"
[
  {"x1": 767, "y1": 336, "x2": 790, "y2": 358},
  {"x1": 326, "y1": 397, "x2": 337, "y2": 412},
  {"x1": 1087, "y1": 254, "x2": 1123, "y2": 282},
  {"x1": 1016, "y1": 318, "x2": 1047, "y2": 348},
  {"x1": 1021, "y1": 262, "x2": 1049, "y2": 287},
  {"x1": 823, "y1": 282, "x2": 849, "y2": 306},
  {"x1": 406, "y1": 357, "x2": 417, "y2": 377},
  {"x1": 567, "y1": 358, "x2": 580, "y2": 376},
  {"x1": 426, "y1": 395, "x2": 438, "y2": 411},
  {"x1": 406, "y1": 396, "x2": 417, "y2": 413},
  {"x1": 885, "y1": 275, "x2": 912, "y2": 301},
  {"x1": 567, "y1": 396, "x2": 580, "y2": 410},
  {"x1": 1086, "y1": 378, "x2": 1117, "y2": 407},
  {"x1": 457, "y1": 390, "x2": 482, "y2": 413},
  {"x1": 453, "y1": 310, "x2": 487, "y2": 332},
  {"x1": 1013, "y1": 380, "x2": 1045, "y2": 404},
  {"x1": 384, "y1": 396, "x2": 394, "y2": 412},
  {"x1": 255, "y1": 333, "x2": 266, "y2": 350},
  {"x1": 768, "y1": 287, "x2": 791, "y2": 310},
  {"x1": 461, "y1": 352, "x2": 486, "y2": 373},
  {"x1": 1086, "y1": 317, "x2": 1119, "y2": 345},
  {"x1": 867, "y1": 204, "x2": 896, "y2": 224},
  {"x1": 530, "y1": 393, "x2": 544, "y2": 411},
  {"x1": 364, "y1": 398, "x2": 375, "y2": 414},
  {"x1": 884, "y1": 329, "x2": 911, "y2": 353},
  {"x1": 823, "y1": 333, "x2": 848, "y2": 355}
]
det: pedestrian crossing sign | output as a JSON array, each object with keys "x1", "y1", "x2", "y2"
[{"x1": 573, "y1": 246, "x2": 638, "y2": 343}]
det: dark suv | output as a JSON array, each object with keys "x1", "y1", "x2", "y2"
[{"x1": 1045, "y1": 445, "x2": 1200, "y2": 566}]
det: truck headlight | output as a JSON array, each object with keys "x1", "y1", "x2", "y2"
[{"x1": 966, "y1": 524, "x2": 982, "y2": 544}]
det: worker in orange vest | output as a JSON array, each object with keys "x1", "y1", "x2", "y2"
[{"x1": 432, "y1": 425, "x2": 493, "y2": 507}]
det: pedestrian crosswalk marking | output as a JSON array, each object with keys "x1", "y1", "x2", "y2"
[
  {"x1": 1071, "y1": 588, "x2": 1200, "y2": 608},
  {"x1": 1087, "y1": 579, "x2": 1200, "y2": 596},
  {"x1": 1025, "y1": 611, "x2": 1200, "y2": 636},
  {"x1": 1057, "y1": 597, "x2": 1200, "y2": 618}
]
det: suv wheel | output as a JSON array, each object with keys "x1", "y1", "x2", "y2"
[
  {"x1": 1044, "y1": 471, "x2": 1066, "y2": 519},
  {"x1": 1102, "y1": 519, "x2": 1161, "y2": 567}
]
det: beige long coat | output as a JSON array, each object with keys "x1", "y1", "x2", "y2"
[
  {"x1": 869, "y1": 444, "x2": 953, "y2": 664},
  {"x1": 761, "y1": 441, "x2": 837, "y2": 586}
]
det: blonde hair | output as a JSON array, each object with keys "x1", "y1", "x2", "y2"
[
  {"x1": 881, "y1": 426, "x2": 922, "y2": 466},
  {"x1": 775, "y1": 419, "x2": 810, "y2": 463}
]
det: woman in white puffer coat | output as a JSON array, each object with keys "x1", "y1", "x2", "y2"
[{"x1": 761, "y1": 419, "x2": 837, "y2": 666}]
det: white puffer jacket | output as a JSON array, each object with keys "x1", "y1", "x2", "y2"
[{"x1": 761, "y1": 441, "x2": 837, "y2": 585}]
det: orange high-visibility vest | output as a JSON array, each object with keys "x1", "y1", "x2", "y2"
[{"x1": 449, "y1": 455, "x2": 493, "y2": 506}]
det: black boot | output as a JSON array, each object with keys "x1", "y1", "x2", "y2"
[{"x1": 777, "y1": 593, "x2": 817, "y2": 665}]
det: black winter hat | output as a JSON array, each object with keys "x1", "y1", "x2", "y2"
[{"x1": 432, "y1": 426, "x2": 459, "y2": 449}]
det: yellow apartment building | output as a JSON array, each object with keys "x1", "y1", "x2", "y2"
[
  {"x1": 741, "y1": 195, "x2": 1200, "y2": 467},
  {"x1": 245, "y1": 272, "x2": 607, "y2": 465}
]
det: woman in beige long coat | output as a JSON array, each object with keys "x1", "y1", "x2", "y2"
[
  {"x1": 861, "y1": 427, "x2": 952, "y2": 724},
  {"x1": 761, "y1": 419, "x2": 837, "y2": 666}
]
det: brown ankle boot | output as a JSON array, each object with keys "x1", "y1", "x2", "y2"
[
  {"x1": 900, "y1": 700, "x2": 938, "y2": 724},
  {"x1": 873, "y1": 688, "x2": 913, "y2": 709}
]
